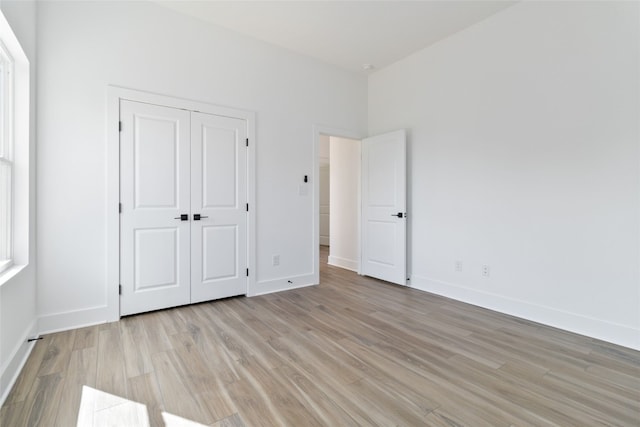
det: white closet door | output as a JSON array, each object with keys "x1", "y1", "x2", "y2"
[
  {"x1": 361, "y1": 130, "x2": 407, "y2": 285},
  {"x1": 120, "y1": 100, "x2": 191, "y2": 316},
  {"x1": 190, "y1": 112, "x2": 247, "y2": 303}
]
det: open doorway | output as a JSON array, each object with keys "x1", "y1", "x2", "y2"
[
  {"x1": 314, "y1": 127, "x2": 408, "y2": 287},
  {"x1": 317, "y1": 132, "x2": 361, "y2": 276}
]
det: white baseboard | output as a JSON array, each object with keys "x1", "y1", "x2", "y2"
[
  {"x1": 410, "y1": 275, "x2": 640, "y2": 351},
  {"x1": 249, "y1": 273, "x2": 317, "y2": 297},
  {"x1": 38, "y1": 305, "x2": 110, "y2": 336},
  {"x1": 328, "y1": 255, "x2": 358, "y2": 272},
  {"x1": 0, "y1": 319, "x2": 38, "y2": 406}
]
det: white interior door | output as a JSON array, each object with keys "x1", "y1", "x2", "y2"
[
  {"x1": 361, "y1": 129, "x2": 407, "y2": 285},
  {"x1": 120, "y1": 100, "x2": 191, "y2": 316},
  {"x1": 190, "y1": 112, "x2": 247, "y2": 303}
]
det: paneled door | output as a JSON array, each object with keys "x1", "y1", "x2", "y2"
[
  {"x1": 120, "y1": 101, "x2": 191, "y2": 316},
  {"x1": 190, "y1": 112, "x2": 247, "y2": 303},
  {"x1": 120, "y1": 101, "x2": 247, "y2": 316},
  {"x1": 361, "y1": 130, "x2": 407, "y2": 285}
]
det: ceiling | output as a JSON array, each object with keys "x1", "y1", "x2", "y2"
[{"x1": 154, "y1": 1, "x2": 517, "y2": 73}]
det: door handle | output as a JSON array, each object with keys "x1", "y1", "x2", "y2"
[
  {"x1": 193, "y1": 214, "x2": 208, "y2": 221},
  {"x1": 174, "y1": 214, "x2": 189, "y2": 221},
  {"x1": 391, "y1": 212, "x2": 404, "y2": 218}
]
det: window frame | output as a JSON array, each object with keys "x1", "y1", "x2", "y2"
[
  {"x1": 0, "y1": 38, "x2": 14, "y2": 274},
  {"x1": 0, "y1": 9, "x2": 29, "y2": 282}
]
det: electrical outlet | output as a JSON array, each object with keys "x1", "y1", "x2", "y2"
[
  {"x1": 454, "y1": 260, "x2": 463, "y2": 272},
  {"x1": 272, "y1": 255, "x2": 280, "y2": 266},
  {"x1": 482, "y1": 264, "x2": 490, "y2": 278}
]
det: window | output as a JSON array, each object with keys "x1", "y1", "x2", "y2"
[
  {"x1": 0, "y1": 39, "x2": 12, "y2": 273},
  {"x1": 0, "y1": 10, "x2": 29, "y2": 279}
]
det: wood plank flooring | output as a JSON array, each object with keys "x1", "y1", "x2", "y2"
[{"x1": 2, "y1": 246, "x2": 639, "y2": 426}]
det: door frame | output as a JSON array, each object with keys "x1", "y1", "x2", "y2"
[
  {"x1": 107, "y1": 86, "x2": 256, "y2": 321},
  {"x1": 312, "y1": 125, "x2": 364, "y2": 285}
]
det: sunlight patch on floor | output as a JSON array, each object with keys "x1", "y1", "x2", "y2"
[
  {"x1": 77, "y1": 386, "x2": 206, "y2": 427},
  {"x1": 161, "y1": 411, "x2": 208, "y2": 427}
]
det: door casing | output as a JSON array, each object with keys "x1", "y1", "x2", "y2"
[
  {"x1": 107, "y1": 86, "x2": 256, "y2": 321},
  {"x1": 312, "y1": 125, "x2": 364, "y2": 285}
]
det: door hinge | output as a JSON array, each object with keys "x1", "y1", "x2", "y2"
[
  {"x1": 119, "y1": 203, "x2": 122, "y2": 213},
  {"x1": 246, "y1": 203, "x2": 249, "y2": 212},
  {"x1": 119, "y1": 121, "x2": 122, "y2": 132},
  {"x1": 246, "y1": 138, "x2": 249, "y2": 147},
  {"x1": 246, "y1": 268, "x2": 249, "y2": 277},
  {"x1": 119, "y1": 284, "x2": 122, "y2": 295}
]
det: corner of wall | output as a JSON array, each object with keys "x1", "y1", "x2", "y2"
[{"x1": 0, "y1": 318, "x2": 37, "y2": 406}]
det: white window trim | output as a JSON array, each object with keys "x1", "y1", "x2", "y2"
[
  {"x1": 0, "y1": 10, "x2": 30, "y2": 282},
  {"x1": 0, "y1": 39, "x2": 14, "y2": 274},
  {"x1": 0, "y1": 258, "x2": 11, "y2": 273},
  {"x1": 0, "y1": 156, "x2": 13, "y2": 275}
]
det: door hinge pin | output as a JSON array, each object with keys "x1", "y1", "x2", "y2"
[
  {"x1": 246, "y1": 203, "x2": 249, "y2": 212},
  {"x1": 119, "y1": 203, "x2": 122, "y2": 213},
  {"x1": 246, "y1": 268, "x2": 249, "y2": 277},
  {"x1": 119, "y1": 284, "x2": 122, "y2": 295},
  {"x1": 246, "y1": 138, "x2": 249, "y2": 147},
  {"x1": 119, "y1": 121, "x2": 122, "y2": 132}
]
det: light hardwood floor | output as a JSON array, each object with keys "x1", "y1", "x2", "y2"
[{"x1": 2, "y1": 247, "x2": 639, "y2": 426}]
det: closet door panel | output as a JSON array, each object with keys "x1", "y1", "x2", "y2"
[
  {"x1": 120, "y1": 100, "x2": 191, "y2": 316},
  {"x1": 190, "y1": 112, "x2": 247, "y2": 303}
]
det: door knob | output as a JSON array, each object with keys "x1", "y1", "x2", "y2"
[
  {"x1": 391, "y1": 212, "x2": 404, "y2": 218},
  {"x1": 193, "y1": 214, "x2": 208, "y2": 221},
  {"x1": 174, "y1": 214, "x2": 189, "y2": 221}
]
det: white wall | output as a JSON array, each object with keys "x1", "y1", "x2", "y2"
[
  {"x1": 319, "y1": 165, "x2": 330, "y2": 246},
  {"x1": 0, "y1": 0, "x2": 37, "y2": 403},
  {"x1": 369, "y1": 1, "x2": 640, "y2": 349},
  {"x1": 319, "y1": 135, "x2": 330, "y2": 246},
  {"x1": 37, "y1": 1, "x2": 366, "y2": 330},
  {"x1": 328, "y1": 137, "x2": 360, "y2": 272},
  {"x1": 319, "y1": 134, "x2": 330, "y2": 165}
]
